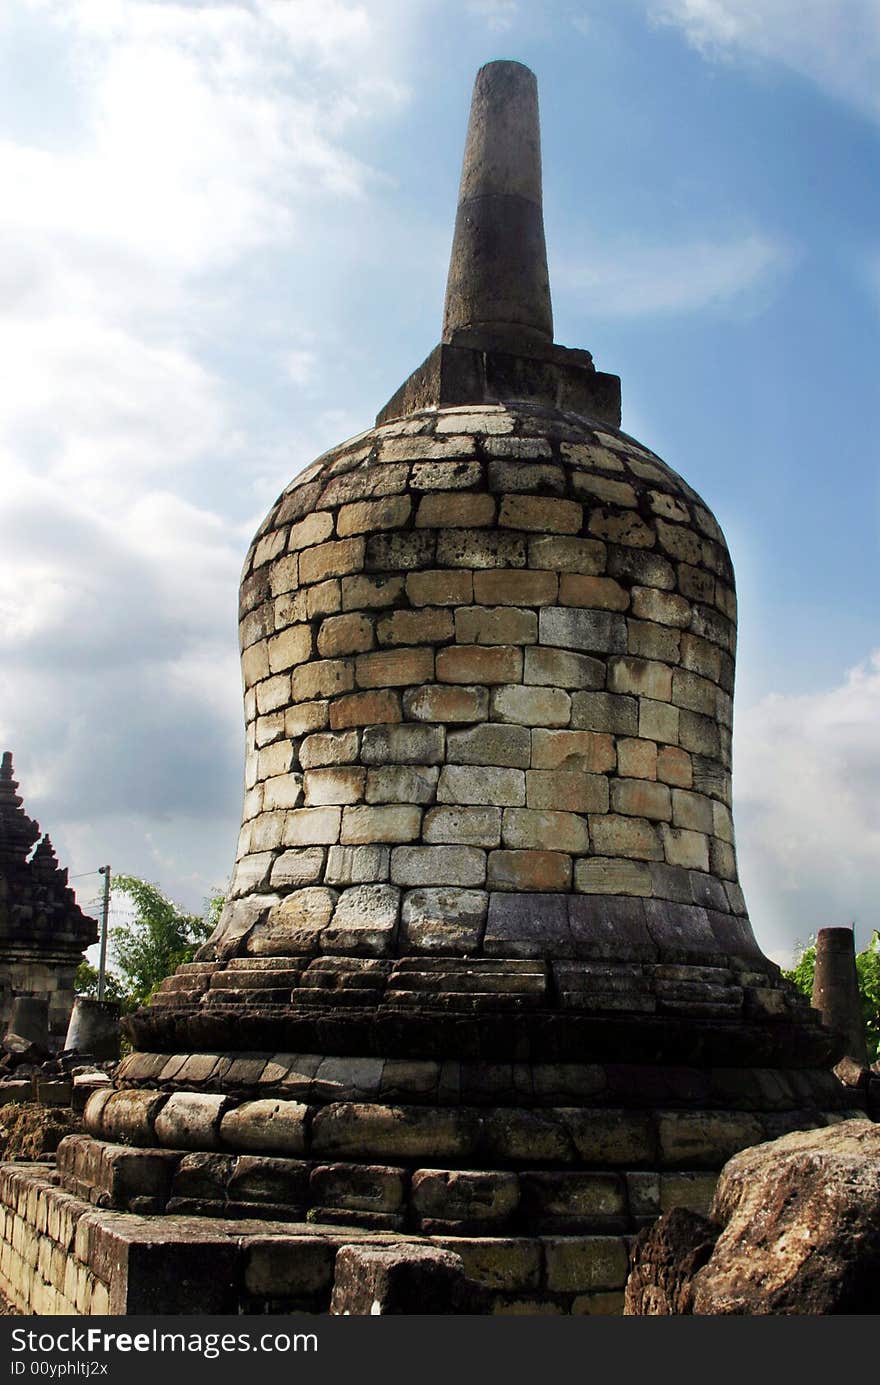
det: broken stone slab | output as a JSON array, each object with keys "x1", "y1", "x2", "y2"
[{"x1": 329, "y1": 1243, "x2": 487, "y2": 1315}]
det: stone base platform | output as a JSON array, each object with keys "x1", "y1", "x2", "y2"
[{"x1": 0, "y1": 1162, "x2": 679, "y2": 1316}]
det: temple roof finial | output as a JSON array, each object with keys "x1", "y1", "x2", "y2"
[{"x1": 442, "y1": 60, "x2": 553, "y2": 351}]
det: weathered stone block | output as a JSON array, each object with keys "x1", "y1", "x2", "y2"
[
  {"x1": 317, "y1": 613, "x2": 374, "y2": 657},
  {"x1": 341, "y1": 805, "x2": 422, "y2": 844},
  {"x1": 436, "y1": 644, "x2": 522, "y2": 685},
  {"x1": 400, "y1": 887, "x2": 488, "y2": 952},
  {"x1": 299, "y1": 537, "x2": 365, "y2": 584},
  {"x1": 473, "y1": 569, "x2": 558, "y2": 605},
  {"x1": 406, "y1": 569, "x2": 474, "y2": 607},
  {"x1": 412, "y1": 1169, "x2": 520, "y2": 1229},
  {"x1": 220, "y1": 1100, "x2": 309, "y2": 1156},
  {"x1": 528, "y1": 535, "x2": 606, "y2": 574},
  {"x1": 376, "y1": 608, "x2": 455, "y2": 646},
  {"x1": 337, "y1": 494, "x2": 411, "y2": 536},
  {"x1": 490, "y1": 685, "x2": 571, "y2": 727},
  {"x1": 356, "y1": 647, "x2": 434, "y2": 688},
  {"x1": 154, "y1": 1093, "x2": 228, "y2": 1151},
  {"x1": 437, "y1": 528, "x2": 526, "y2": 569},
  {"x1": 330, "y1": 1244, "x2": 470, "y2": 1315},
  {"x1": 498, "y1": 494, "x2": 582, "y2": 533},
  {"x1": 365, "y1": 764, "x2": 439, "y2": 804},
  {"x1": 310, "y1": 1162, "x2": 406, "y2": 1213},
  {"x1": 639, "y1": 698, "x2": 680, "y2": 745},
  {"x1": 341, "y1": 573, "x2": 405, "y2": 610},
  {"x1": 526, "y1": 769, "x2": 609, "y2": 813},
  {"x1": 523, "y1": 645, "x2": 605, "y2": 689},
  {"x1": 244, "y1": 1236, "x2": 336, "y2": 1297},
  {"x1": 423, "y1": 806, "x2": 502, "y2": 847},
  {"x1": 502, "y1": 808, "x2": 589, "y2": 854},
  {"x1": 391, "y1": 845, "x2": 486, "y2": 888},
  {"x1": 574, "y1": 857, "x2": 652, "y2": 896},
  {"x1": 416, "y1": 491, "x2": 495, "y2": 527},
  {"x1": 611, "y1": 778, "x2": 672, "y2": 822},
  {"x1": 324, "y1": 844, "x2": 390, "y2": 885},
  {"x1": 329, "y1": 690, "x2": 402, "y2": 729},
  {"x1": 454, "y1": 605, "x2": 537, "y2": 646},
  {"x1": 404, "y1": 684, "x2": 489, "y2": 722},
  {"x1": 303, "y1": 766, "x2": 366, "y2": 806},
  {"x1": 589, "y1": 815, "x2": 663, "y2": 861},
  {"x1": 442, "y1": 761, "x2": 531, "y2": 824},
  {"x1": 487, "y1": 850, "x2": 572, "y2": 892},
  {"x1": 291, "y1": 658, "x2": 354, "y2": 702}
]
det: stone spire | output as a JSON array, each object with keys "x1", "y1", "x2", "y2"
[
  {"x1": 0, "y1": 751, "x2": 40, "y2": 865},
  {"x1": 442, "y1": 60, "x2": 553, "y2": 351},
  {"x1": 376, "y1": 61, "x2": 620, "y2": 426}
]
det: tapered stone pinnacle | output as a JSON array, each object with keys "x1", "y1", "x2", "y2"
[{"x1": 442, "y1": 60, "x2": 553, "y2": 350}]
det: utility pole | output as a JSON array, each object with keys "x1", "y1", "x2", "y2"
[{"x1": 97, "y1": 865, "x2": 111, "y2": 1001}]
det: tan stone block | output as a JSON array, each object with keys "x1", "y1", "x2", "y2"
[
  {"x1": 672, "y1": 669, "x2": 718, "y2": 716},
  {"x1": 240, "y1": 603, "x2": 273, "y2": 649},
  {"x1": 267, "y1": 624, "x2": 312, "y2": 673},
  {"x1": 391, "y1": 845, "x2": 486, "y2": 888},
  {"x1": 291, "y1": 658, "x2": 354, "y2": 701},
  {"x1": 403, "y1": 683, "x2": 489, "y2": 722},
  {"x1": 437, "y1": 528, "x2": 526, "y2": 569},
  {"x1": 608, "y1": 657, "x2": 672, "y2": 700},
  {"x1": 617, "y1": 738, "x2": 658, "y2": 780},
  {"x1": 589, "y1": 815, "x2": 663, "y2": 861},
  {"x1": 360, "y1": 722, "x2": 445, "y2": 764},
  {"x1": 274, "y1": 589, "x2": 309, "y2": 630},
  {"x1": 611, "y1": 778, "x2": 671, "y2": 821},
  {"x1": 454, "y1": 605, "x2": 537, "y2": 645},
  {"x1": 540, "y1": 606, "x2": 627, "y2": 654},
  {"x1": 490, "y1": 685, "x2": 571, "y2": 727},
  {"x1": 356, "y1": 647, "x2": 434, "y2": 688},
  {"x1": 337, "y1": 494, "x2": 412, "y2": 537},
  {"x1": 435, "y1": 408, "x2": 512, "y2": 435},
  {"x1": 502, "y1": 808, "x2": 589, "y2": 853},
  {"x1": 523, "y1": 646, "x2": 605, "y2": 690},
  {"x1": 365, "y1": 764, "x2": 439, "y2": 804},
  {"x1": 325, "y1": 844, "x2": 391, "y2": 884},
  {"x1": 268, "y1": 553, "x2": 299, "y2": 597},
  {"x1": 627, "y1": 618, "x2": 681, "y2": 664},
  {"x1": 678, "y1": 709, "x2": 720, "y2": 757},
  {"x1": 299, "y1": 729, "x2": 360, "y2": 769},
  {"x1": 262, "y1": 774, "x2": 304, "y2": 811},
  {"x1": 283, "y1": 807, "x2": 341, "y2": 846},
  {"x1": 406, "y1": 570, "x2": 474, "y2": 607},
  {"x1": 483, "y1": 435, "x2": 552, "y2": 458},
  {"x1": 423, "y1": 806, "x2": 502, "y2": 847},
  {"x1": 446, "y1": 723, "x2": 531, "y2": 769},
  {"x1": 712, "y1": 801, "x2": 734, "y2": 843},
  {"x1": 416, "y1": 491, "x2": 495, "y2": 528},
  {"x1": 366, "y1": 530, "x2": 436, "y2": 572},
  {"x1": 303, "y1": 766, "x2": 366, "y2": 806},
  {"x1": 437, "y1": 765, "x2": 525, "y2": 807},
  {"x1": 498, "y1": 495, "x2": 582, "y2": 533},
  {"x1": 257, "y1": 740, "x2": 294, "y2": 779},
  {"x1": 379, "y1": 433, "x2": 476, "y2": 462},
  {"x1": 341, "y1": 573, "x2": 405, "y2": 610},
  {"x1": 253, "y1": 527, "x2": 288, "y2": 567},
  {"x1": 560, "y1": 440, "x2": 624, "y2": 472},
  {"x1": 267, "y1": 886, "x2": 337, "y2": 931},
  {"x1": 270, "y1": 848, "x2": 326, "y2": 888},
  {"x1": 329, "y1": 690, "x2": 402, "y2": 729},
  {"x1": 608, "y1": 546, "x2": 675, "y2": 590},
  {"x1": 285, "y1": 700, "x2": 330, "y2": 737},
  {"x1": 400, "y1": 886, "x2": 489, "y2": 952},
  {"x1": 661, "y1": 824, "x2": 709, "y2": 870},
  {"x1": 631, "y1": 586, "x2": 690, "y2": 628},
  {"x1": 574, "y1": 858, "x2": 652, "y2": 896},
  {"x1": 531, "y1": 728, "x2": 615, "y2": 773},
  {"x1": 242, "y1": 641, "x2": 270, "y2": 687},
  {"x1": 473, "y1": 569, "x2": 558, "y2": 605},
  {"x1": 657, "y1": 745, "x2": 692, "y2": 787},
  {"x1": 526, "y1": 770, "x2": 609, "y2": 813},
  {"x1": 307, "y1": 578, "x2": 342, "y2": 619},
  {"x1": 671, "y1": 789, "x2": 715, "y2": 833},
  {"x1": 317, "y1": 613, "x2": 374, "y2": 657},
  {"x1": 655, "y1": 519, "x2": 702, "y2": 565},
  {"x1": 318, "y1": 461, "x2": 409, "y2": 506},
  {"x1": 487, "y1": 850, "x2": 572, "y2": 891},
  {"x1": 714, "y1": 580, "x2": 737, "y2": 621},
  {"x1": 529, "y1": 535, "x2": 606, "y2": 574},
  {"x1": 488, "y1": 459, "x2": 566, "y2": 494},
  {"x1": 639, "y1": 698, "x2": 679, "y2": 744},
  {"x1": 341, "y1": 805, "x2": 422, "y2": 844},
  {"x1": 299, "y1": 536, "x2": 365, "y2": 584},
  {"x1": 256, "y1": 673, "x2": 290, "y2": 714},
  {"x1": 376, "y1": 607, "x2": 454, "y2": 646},
  {"x1": 255, "y1": 711, "x2": 285, "y2": 747},
  {"x1": 648, "y1": 490, "x2": 689, "y2": 522},
  {"x1": 410, "y1": 459, "x2": 482, "y2": 490},
  {"x1": 570, "y1": 473, "x2": 637, "y2": 507},
  {"x1": 588, "y1": 510, "x2": 654, "y2": 547},
  {"x1": 288, "y1": 510, "x2": 334, "y2": 551},
  {"x1": 436, "y1": 644, "x2": 522, "y2": 685},
  {"x1": 558, "y1": 574, "x2": 629, "y2": 611}
]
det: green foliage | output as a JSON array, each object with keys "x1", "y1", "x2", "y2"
[
  {"x1": 77, "y1": 875, "x2": 223, "y2": 1011},
  {"x1": 783, "y1": 931, "x2": 880, "y2": 1063}
]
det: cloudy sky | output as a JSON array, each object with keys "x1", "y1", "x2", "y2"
[{"x1": 0, "y1": 0, "x2": 877, "y2": 965}]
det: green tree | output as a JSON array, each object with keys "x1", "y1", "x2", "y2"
[
  {"x1": 76, "y1": 877, "x2": 223, "y2": 1010},
  {"x1": 783, "y1": 930, "x2": 880, "y2": 1063}
]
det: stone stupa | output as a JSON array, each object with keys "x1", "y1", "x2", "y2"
[{"x1": 38, "y1": 61, "x2": 858, "y2": 1315}]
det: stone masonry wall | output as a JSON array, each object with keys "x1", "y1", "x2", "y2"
[{"x1": 212, "y1": 402, "x2": 746, "y2": 964}]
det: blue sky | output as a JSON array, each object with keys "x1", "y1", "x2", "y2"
[{"x1": 0, "y1": 0, "x2": 877, "y2": 964}]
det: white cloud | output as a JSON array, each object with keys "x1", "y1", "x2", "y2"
[
  {"x1": 647, "y1": 0, "x2": 880, "y2": 122},
  {"x1": 558, "y1": 232, "x2": 790, "y2": 317},
  {"x1": 733, "y1": 651, "x2": 880, "y2": 964},
  {"x1": 468, "y1": 0, "x2": 520, "y2": 31}
]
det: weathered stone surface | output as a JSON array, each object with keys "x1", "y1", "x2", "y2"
[
  {"x1": 330, "y1": 1244, "x2": 473, "y2": 1315},
  {"x1": 627, "y1": 1121, "x2": 880, "y2": 1315},
  {"x1": 411, "y1": 1169, "x2": 520, "y2": 1230},
  {"x1": 154, "y1": 1093, "x2": 228, "y2": 1151},
  {"x1": 219, "y1": 1100, "x2": 309, "y2": 1156},
  {"x1": 400, "y1": 887, "x2": 488, "y2": 952}
]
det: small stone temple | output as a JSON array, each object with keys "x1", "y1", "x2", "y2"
[
  {"x1": 0, "y1": 62, "x2": 862, "y2": 1316},
  {"x1": 0, "y1": 752, "x2": 97, "y2": 1043}
]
